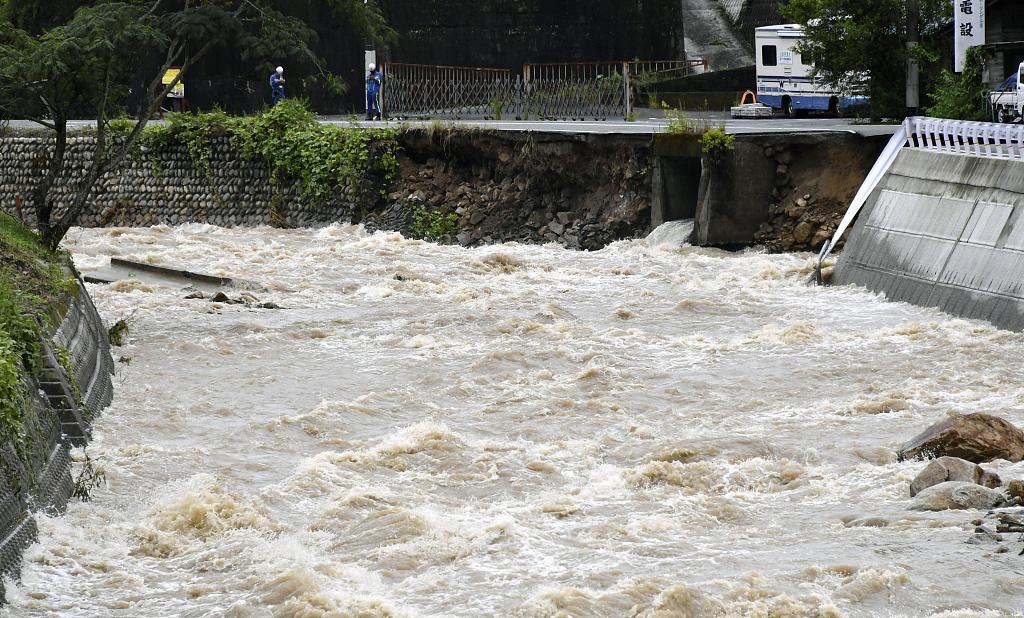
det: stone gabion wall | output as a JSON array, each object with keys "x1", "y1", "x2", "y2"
[{"x1": 0, "y1": 135, "x2": 359, "y2": 229}]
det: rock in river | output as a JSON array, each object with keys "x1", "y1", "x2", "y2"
[
  {"x1": 897, "y1": 413, "x2": 1024, "y2": 463},
  {"x1": 909, "y1": 456, "x2": 1002, "y2": 497},
  {"x1": 908, "y1": 481, "x2": 1007, "y2": 511}
]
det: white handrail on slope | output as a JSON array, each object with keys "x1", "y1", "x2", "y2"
[
  {"x1": 815, "y1": 118, "x2": 910, "y2": 271},
  {"x1": 815, "y1": 116, "x2": 1024, "y2": 274}
]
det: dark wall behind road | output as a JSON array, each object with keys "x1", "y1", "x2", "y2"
[
  {"x1": 149, "y1": 1, "x2": 688, "y2": 114},
  {"x1": 379, "y1": 0, "x2": 686, "y2": 69},
  {"x1": 185, "y1": 1, "x2": 366, "y2": 114}
]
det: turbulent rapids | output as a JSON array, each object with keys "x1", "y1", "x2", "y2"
[{"x1": 4, "y1": 224, "x2": 1024, "y2": 617}]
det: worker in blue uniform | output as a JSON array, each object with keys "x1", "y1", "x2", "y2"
[
  {"x1": 366, "y1": 63, "x2": 382, "y2": 121},
  {"x1": 270, "y1": 66, "x2": 286, "y2": 106}
]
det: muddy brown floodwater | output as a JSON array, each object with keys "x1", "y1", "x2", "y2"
[{"x1": 4, "y1": 223, "x2": 1024, "y2": 617}]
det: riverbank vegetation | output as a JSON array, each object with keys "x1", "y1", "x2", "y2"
[
  {"x1": 123, "y1": 100, "x2": 401, "y2": 207},
  {"x1": 927, "y1": 47, "x2": 991, "y2": 121},
  {"x1": 0, "y1": 212, "x2": 74, "y2": 476}
]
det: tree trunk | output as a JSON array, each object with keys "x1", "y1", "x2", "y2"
[
  {"x1": 47, "y1": 119, "x2": 108, "y2": 250},
  {"x1": 33, "y1": 116, "x2": 67, "y2": 249}
]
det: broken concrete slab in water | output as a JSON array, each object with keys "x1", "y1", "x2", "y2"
[{"x1": 84, "y1": 257, "x2": 237, "y2": 292}]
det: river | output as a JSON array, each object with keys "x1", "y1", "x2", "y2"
[{"x1": 5, "y1": 223, "x2": 1023, "y2": 617}]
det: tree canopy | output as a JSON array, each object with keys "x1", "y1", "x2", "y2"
[
  {"x1": 782, "y1": 0, "x2": 953, "y2": 116},
  {"x1": 0, "y1": 0, "x2": 383, "y2": 248}
]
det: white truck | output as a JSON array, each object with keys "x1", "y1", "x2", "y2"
[
  {"x1": 991, "y1": 62, "x2": 1023, "y2": 124},
  {"x1": 754, "y1": 24, "x2": 868, "y2": 118}
]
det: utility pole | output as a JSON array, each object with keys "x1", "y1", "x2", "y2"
[
  {"x1": 906, "y1": 0, "x2": 920, "y2": 112},
  {"x1": 364, "y1": 0, "x2": 376, "y2": 71},
  {"x1": 364, "y1": 0, "x2": 378, "y2": 117}
]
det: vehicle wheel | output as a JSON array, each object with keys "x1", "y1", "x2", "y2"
[
  {"x1": 828, "y1": 97, "x2": 840, "y2": 117},
  {"x1": 783, "y1": 99, "x2": 797, "y2": 119}
]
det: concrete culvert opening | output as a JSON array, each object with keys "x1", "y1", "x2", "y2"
[{"x1": 651, "y1": 155, "x2": 702, "y2": 228}]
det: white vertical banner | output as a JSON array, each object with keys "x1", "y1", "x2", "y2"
[{"x1": 953, "y1": 0, "x2": 985, "y2": 72}]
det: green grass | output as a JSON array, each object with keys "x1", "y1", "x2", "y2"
[{"x1": 0, "y1": 212, "x2": 76, "y2": 479}]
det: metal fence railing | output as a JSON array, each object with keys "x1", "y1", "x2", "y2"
[
  {"x1": 381, "y1": 63, "x2": 520, "y2": 120},
  {"x1": 629, "y1": 59, "x2": 709, "y2": 81},
  {"x1": 522, "y1": 62, "x2": 631, "y2": 121},
  {"x1": 381, "y1": 59, "x2": 706, "y2": 121}
]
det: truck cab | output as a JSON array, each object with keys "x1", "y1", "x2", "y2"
[
  {"x1": 755, "y1": 24, "x2": 868, "y2": 118},
  {"x1": 991, "y1": 62, "x2": 1023, "y2": 124}
]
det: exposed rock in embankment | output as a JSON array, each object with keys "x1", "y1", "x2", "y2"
[
  {"x1": 753, "y1": 135, "x2": 886, "y2": 253},
  {"x1": 382, "y1": 130, "x2": 653, "y2": 250}
]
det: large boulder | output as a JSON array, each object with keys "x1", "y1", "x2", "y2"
[
  {"x1": 897, "y1": 413, "x2": 1024, "y2": 463},
  {"x1": 909, "y1": 456, "x2": 1002, "y2": 497},
  {"x1": 908, "y1": 481, "x2": 1007, "y2": 511}
]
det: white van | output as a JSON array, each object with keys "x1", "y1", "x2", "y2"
[{"x1": 755, "y1": 24, "x2": 868, "y2": 117}]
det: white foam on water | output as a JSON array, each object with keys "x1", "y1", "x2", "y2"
[
  {"x1": 6, "y1": 223, "x2": 1024, "y2": 617},
  {"x1": 645, "y1": 219, "x2": 695, "y2": 249}
]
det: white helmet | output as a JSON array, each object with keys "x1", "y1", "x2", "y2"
[
  {"x1": 368, "y1": 63, "x2": 376, "y2": 71},
  {"x1": 276, "y1": 66, "x2": 284, "y2": 74}
]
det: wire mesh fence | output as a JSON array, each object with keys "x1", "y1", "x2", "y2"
[{"x1": 381, "y1": 60, "x2": 705, "y2": 121}]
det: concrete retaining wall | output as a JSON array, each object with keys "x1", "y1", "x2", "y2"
[
  {"x1": 0, "y1": 280, "x2": 114, "y2": 599},
  {"x1": 835, "y1": 148, "x2": 1024, "y2": 330},
  {"x1": 692, "y1": 132, "x2": 888, "y2": 249}
]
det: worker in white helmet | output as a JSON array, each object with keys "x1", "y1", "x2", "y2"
[
  {"x1": 366, "y1": 63, "x2": 382, "y2": 120},
  {"x1": 270, "y1": 66, "x2": 286, "y2": 106}
]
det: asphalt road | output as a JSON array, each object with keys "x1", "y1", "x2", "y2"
[
  {"x1": 329, "y1": 113, "x2": 900, "y2": 137},
  {"x1": 6, "y1": 113, "x2": 899, "y2": 138}
]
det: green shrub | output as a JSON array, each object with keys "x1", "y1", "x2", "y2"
[
  {"x1": 0, "y1": 329, "x2": 27, "y2": 455},
  {"x1": 410, "y1": 204, "x2": 458, "y2": 243},
  {"x1": 230, "y1": 100, "x2": 399, "y2": 204},
  {"x1": 699, "y1": 126, "x2": 735, "y2": 164},
  {"x1": 926, "y1": 46, "x2": 990, "y2": 121},
  {"x1": 663, "y1": 104, "x2": 709, "y2": 136},
  {"x1": 134, "y1": 100, "x2": 401, "y2": 207},
  {"x1": 108, "y1": 319, "x2": 129, "y2": 347}
]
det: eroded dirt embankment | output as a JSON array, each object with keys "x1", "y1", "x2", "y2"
[
  {"x1": 377, "y1": 130, "x2": 654, "y2": 250},
  {"x1": 751, "y1": 134, "x2": 886, "y2": 253}
]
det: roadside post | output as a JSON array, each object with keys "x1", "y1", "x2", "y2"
[{"x1": 906, "y1": 0, "x2": 920, "y2": 112}]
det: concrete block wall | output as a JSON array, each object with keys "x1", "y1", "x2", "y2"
[
  {"x1": 0, "y1": 281, "x2": 115, "y2": 598},
  {"x1": 835, "y1": 148, "x2": 1024, "y2": 331}
]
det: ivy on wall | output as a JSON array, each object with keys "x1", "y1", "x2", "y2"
[{"x1": 116, "y1": 100, "x2": 401, "y2": 208}]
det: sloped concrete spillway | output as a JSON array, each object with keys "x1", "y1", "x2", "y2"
[{"x1": 834, "y1": 119, "x2": 1024, "y2": 331}]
